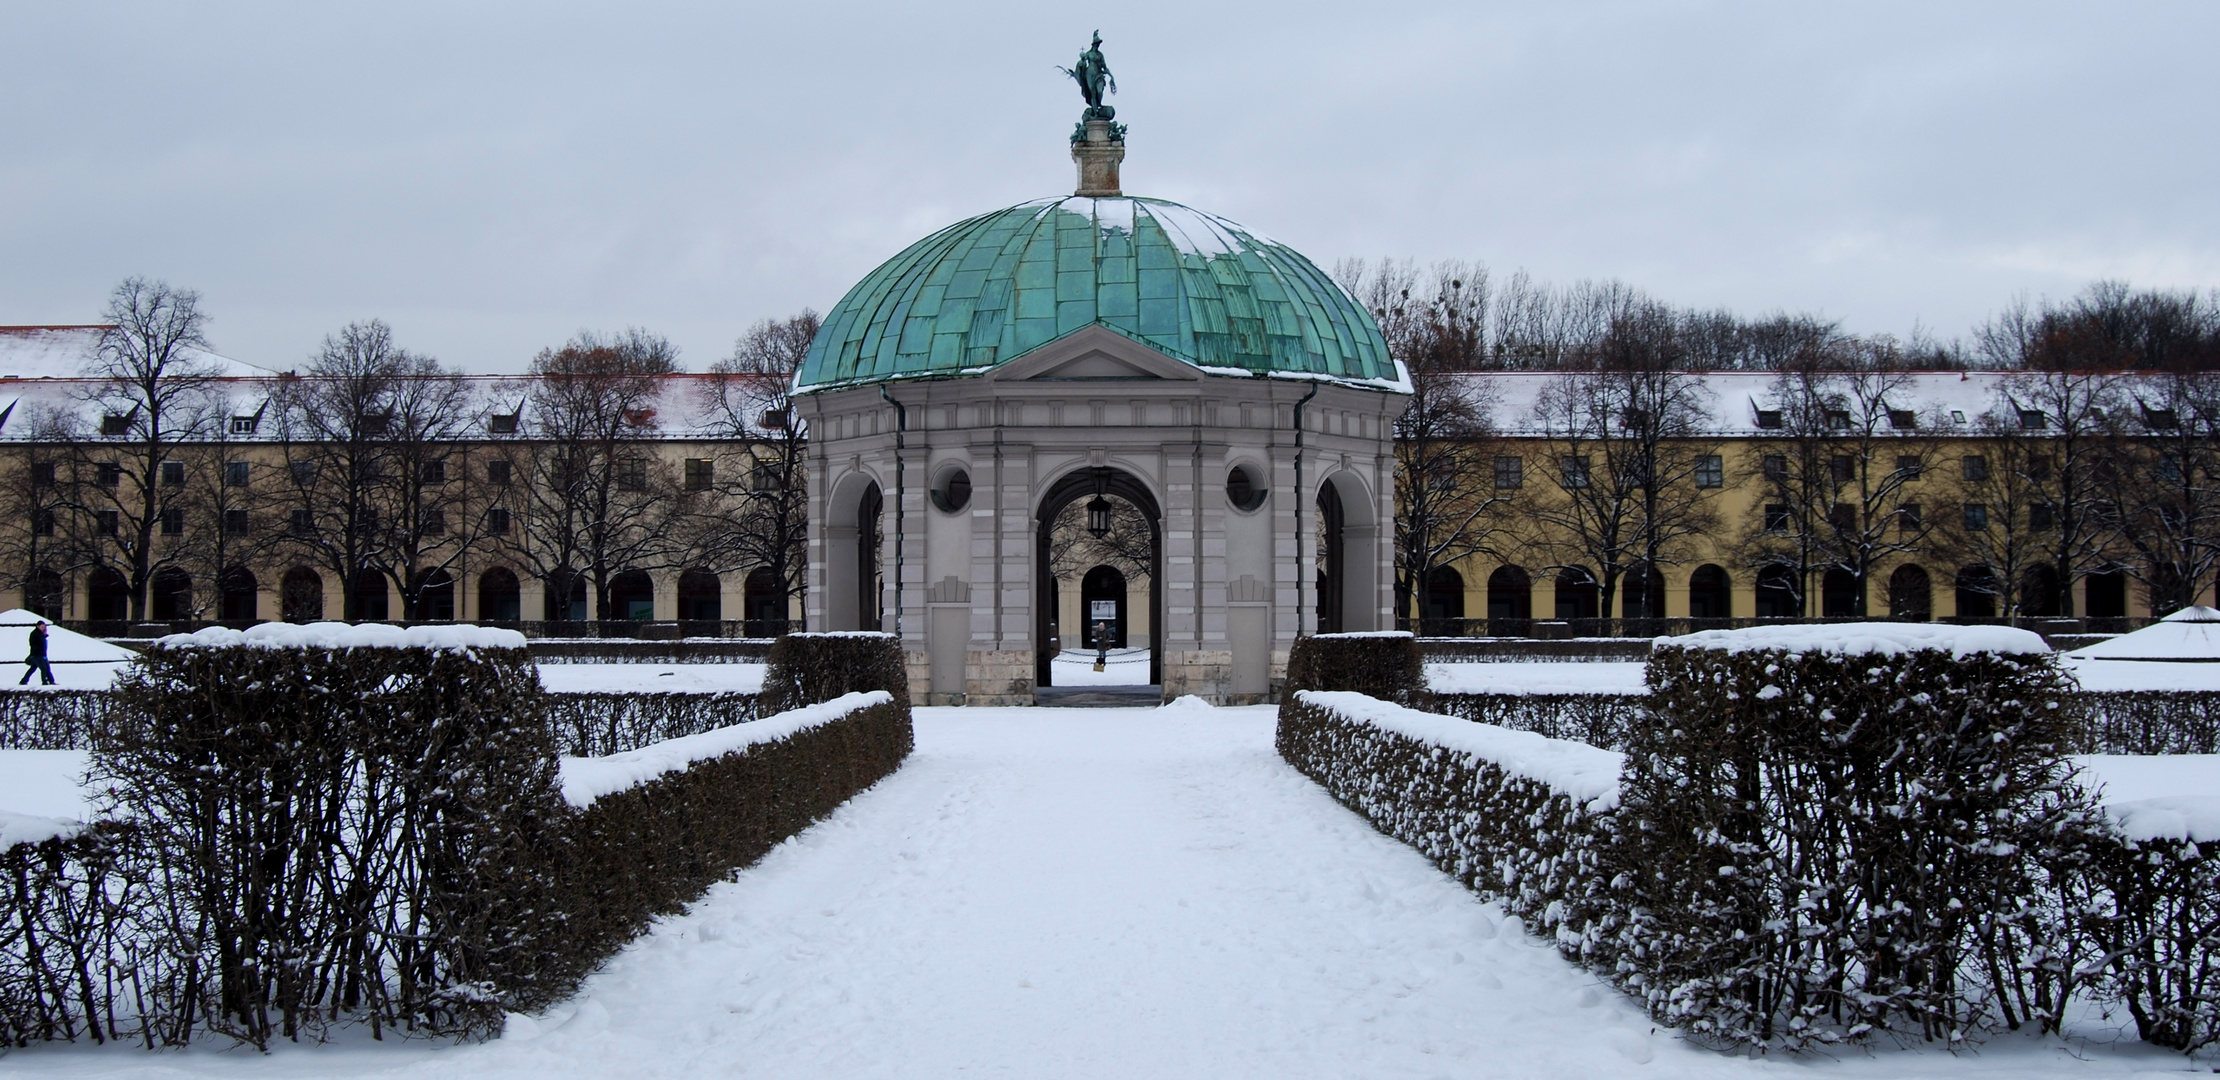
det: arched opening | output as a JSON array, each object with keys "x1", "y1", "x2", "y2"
[
  {"x1": 1621, "y1": 564, "x2": 1667, "y2": 622},
  {"x1": 86, "y1": 567, "x2": 130, "y2": 624},
  {"x1": 679, "y1": 568, "x2": 723, "y2": 624},
  {"x1": 1955, "y1": 565, "x2": 1999, "y2": 619},
  {"x1": 1036, "y1": 467, "x2": 1161, "y2": 687},
  {"x1": 417, "y1": 568, "x2": 455, "y2": 621},
  {"x1": 1422, "y1": 565, "x2": 1465, "y2": 635},
  {"x1": 1822, "y1": 567, "x2": 1860, "y2": 617},
  {"x1": 282, "y1": 567, "x2": 324, "y2": 622},
  {"x1": 1554, "y1": 567, "x2": 1598, "y2": 621},
  {"x1": 25, "y1": 568, "x2": 64, "y2": 621},
  {"x1": 151, "y1": 568, "x2": 193, "y2": 622},
  {"x1": 478, "y1": 568, "x2": 521, "y2": 623},
  {"x1": 351, "y1": 570, "x2": 389, "y2": 621},
  {"x1": 1687, "y1": 564, "x2": 1731, "y2": 621},
  {"x1": 1315, "y1": 480, "x2": 1346, "y2": 634},
  {"x1": 609, "y1": 570, "x2": 655, "y2": 621},
  {"x1": 822, "y1": 477, "x2": 883, "y2": 632},
  {"x1": 1080, "y1": 564, "x2": 1128, "y2": 648},
  {"x1": 219, "y1": 567, "x2": 258, "y2": 623},
  {"x1": 1755, "y1": 565, "x2": 1800, "y2": 618},
  {"x1": 2021, "y1": 563, "x2": 2062, "y2": 617},
  {"x1": 1486, "y1": 566, "x2": 1531, "y2": 631},
  {"x1": 2086, "y1": 568, "x2": 2128, "y2": 620},
  {"x1": 544, "y1": 569, "x2": 586, "y2": 621},
  {"x1": 742, "y1": 567, "x2": 784, "y2": 635},
  {"x1": 1888, "y1": 564, "x2": 1932, "y2": 620}
]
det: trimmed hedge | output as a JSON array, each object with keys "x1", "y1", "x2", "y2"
[
  {"x1": 0, "y1": 690, "x2": 111, "y2": 750},
  {"x1": 1429, "y1": 692, "x2": 1643, "y2": 749},
  {"x1": 544, "y1": 691, "x2": 761, "y2": 757},
  {"x1": 2084, "y1": 691, "x2": 2220, "y2": 754},
  {"x1": 1, "y1": 824, "x2": 139, "y2": 1048},
  {"x1": 759, "y1": 632, "x2": 909, "y2": 714},
  {"x1": 1284, "y1": 632, "x2": 1425, "y2": 705}
]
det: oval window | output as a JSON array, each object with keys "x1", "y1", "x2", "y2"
[
  {"x1": 1226, "y1": 465, "x2": 1267, "y2": 512},
  {"x1": 931, "y1": 468, "x2": 971, "y2": 513}
]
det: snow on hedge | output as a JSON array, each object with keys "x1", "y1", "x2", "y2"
[
  {"x1": 1660, "y1": 620, "x2": 2050, "y2": 657},
  {"x1": 783, "y1": 631, "x2": 895, "y2": 639},
  {"x1": 559, "y1": 690, "x2": 892, "y2": 809},
  {"x1": 1295, "y1": 690, "x2": 1622, "y2": 809},
  {"x1": 158, "y1": 621, "x2": 529, "y2": 652},
  {"x1": 1425, "y1": 661, "x2": 1647, "y2": 697},
  {"x1": 2076, "y1": 753, "x2": 2220, "y2": 842},
  {"x1": 1313, "y1": 630, "x2": 1414, "y2": 639},
  {"x1": 2068, "y1": 605, "x2": 2220, "y2": 661},
  {"x1": 2064, "y1": 658, "x2": 2220, "y2": 693},
  {"x1": 0, "y1": 809, "x2": 82, "y2": 847},
  {"x1": 538, "y1": 663, "x2": 766, "y2": 696}
]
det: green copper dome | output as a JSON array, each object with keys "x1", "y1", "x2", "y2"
[{"x1": 797, "y1": 196, "x2": 1403, "y2": 392}]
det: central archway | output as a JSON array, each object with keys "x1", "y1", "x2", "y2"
[{"x1": 1035, "y1": 467, "x2": 1162, "y2": 688}]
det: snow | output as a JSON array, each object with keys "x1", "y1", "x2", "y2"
[
  {"x1": 0, "y1": 610, "x2": 136, "y2": 688},
  {"x1": 1426, "y1": 661, "x2": 1648, "y2": 696},
  {"x1": 0, "y1": 748, "x2": 92, "y2": 847},
  {"x1": 2075, "y1": 754, "x2": 2220, "y2": 841},
  {"x1": 1661, "y1": 620, "x2": 2051, "y2": 657},
  {"x1": 537, "y1": 664, "x2": 766, "y2": 696},
  {"x1": 2067, "y1": 606, "x2": 2220, "y2": 661},
  {"x1": 1298, "y1": 691, "x2": 1624, "y2": 809},
  {"x1": 2062, "y1": 657, "x2": 2220, "y2": 692},
  {"x1": 1469, "y1": 369, "x2": 2035, "y2": 439},
  {"x1": 558, "y1": 691, "x2": 891, "y2": 809},
  {"x1": 783, "y1": 630, "x2": 895, "y2": 639},
  {"x1": 0, "y1": 705, "x2": 2197, "y2": 1077},
  {"x1": 158, "y1": 621, "x2": 528, "y2": 651},
  {"x1": 1048, "y1": 648, "x2": 1151, "y2": 686},
  {"x1": 1312, "y1": 629, "x2": 1414, "y2": 639}
]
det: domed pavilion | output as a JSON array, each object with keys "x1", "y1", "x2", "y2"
[{"x1": 795, "y1": 81, "x2": 1409, "y2": 705}]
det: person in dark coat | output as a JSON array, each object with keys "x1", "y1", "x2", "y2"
[{"x1": 19, "y1": 620, "x2": 54, "y2": 686}]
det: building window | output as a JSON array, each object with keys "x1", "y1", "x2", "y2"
[
  {"x1": 1829, "y1": 455, "x2": 1855, "y2": 483},
  {"x1": 1895, "y1": 455, "x2": 1923, "y2": 479},
  {"x1": 2159, "y1": 455, "x2": 2185, "y2": 483},
  {"x1": 489, "y1": 412, "x2": 519, "y2": 435},
  {"x1": 1694, "y1": 455, "x2": 1723, "y2": 489},
  {"x1": 230, "y1": 415, "x2": 256, "y2": 434},
  {"x1": 1825, "y1": 409, "x2": 1851, "y2": 429},
  {"x1": 1828, "y1": 503, "x2": 1855, "y2": 531},
  {"x1": 29, "y1": 461, "x2": 55, "y2": 486},
  {"x1": 486, "y1": 508, "x2": 511, "y2": 536},
  {"x1": 1560, "y1": 456, "x2": 1590, "y2": 489},
  {"x1": 1963, "y1": 503, "x2": 1989, "y2": 530},
  {"x1": 420, "y1": 509, "x2": 447, "y2": 536},
  {"x1": 224, "y1": 461, "x2": 250, "y2": 487},
  {"x1": 486, "y1": 458, "x2": 512, "y2": 486},
  {"x1": 361, "y1": 412, "x2": 390, "y2": 436},
  {"x1": 1962, "y1": 456, "x2": 1988, "y2": 482},
  {"x1": 617, "y1": 460, "x2": 647, "y2": 491},
  {"x1": 2030, "y1": 503, "x2": 2056, "y2": 531},
  {"x1": 160, "y1": 508, "x2": 184, "y2": 536},
  {"x1": 752, "y1": 464, "x2": 781, "y2": 492},
  {"x1": 1494, "y1": 456, "x2": 1523, "y2": 489},
  {"x1": 1763, "y1": 504, "x2": 1791, "y2": 532},
  {"x1": 2019, "y1": 409, "x2": 2047, "y2": 430},
  {"x1": 421, "y1": 461, "x2": 447, "y2": 484},
  {"x1": 101, "y1": 414, "x2": 130, "y2": 436},
  {"x1": 1900, "y1": 503, "x2": 1922, "y2": 535},
  {"x1": 2026, "y1": 454, "x2": 2051, "y2": 481},
  {"x1": 289, "y1": 508, "x2": 315, "y2": 536},
  {"x1": 1888, "y1": 410, "x2": 1917, "y2": 430},
  {"x1": 1762, "y1": 454, "x2": 1787, "y2": 481},
  {"x1": 97, "y1": 510, "x2": 119, "y2": 536},
  {"x1": 96, "y1": 463, "x2": 121, "y2": 488},
  {"x1": 160, "y1": 461, "x2": 184, "y2": 487},
  {"x1": 223, "y1": 509, "x2": 250, "y2": 536},
  {"x1": 685, "y1": 458, "x2": 715, "y2": 491},
  {"x1": 1755, "y1": 409, "x2": 1783, "y2": 429},
  {"x1": 290, "y1": 459, "x2": 319, "y2": 486},
  {"x1": 32, "y1": 510, "x2": 54, "y2": 537}
]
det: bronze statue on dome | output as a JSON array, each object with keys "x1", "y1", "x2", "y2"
[{"x1": 1060, "y1": 31, "x2": 1117, "y2": 121}]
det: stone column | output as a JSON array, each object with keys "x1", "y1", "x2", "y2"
[{"x1": 1071, "y1": 120, "x2": 1125, "y2": 197}]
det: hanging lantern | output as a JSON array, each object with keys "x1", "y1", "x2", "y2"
[{"x1": 1086, "y1": 494, "x2": 1112, "y2": 538}]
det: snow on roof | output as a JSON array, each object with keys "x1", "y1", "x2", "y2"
[
  {"x1": 2067, "y1": 606, "x2": 2220, "y2": 662},
  {"x1": 0, "y1": 325, "x2": 282, "y2": 380},
  {"x1": 1297, "y1": 690, "x2": 1624, "y2": 810},
  {"x1": 159, "y1": 621, "x2": 527, "y2": 651},
  {"x1": 1659, "y1": 621, "x2": 2051, "y2": 657},
  {"x1": 558, "y1": 690, "x2": 891, "y2": 808},
  {"x1": 1463, "y1": 369, "x2": 2030, "y2": 438}
]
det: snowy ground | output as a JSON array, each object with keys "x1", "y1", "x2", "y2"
[
  {"x1": 1048, "y1": 646, "x2": 1152, "y2": 686},
  {"x1": 4, "y1": 704, "x2": 2199, "y2": 1079},
  {"x1": 1426, "y1": 661, "x2": 1649, "y2": 695},
  {"x1": 536, "y1": 663, "x2": 766, "y2": 695}
]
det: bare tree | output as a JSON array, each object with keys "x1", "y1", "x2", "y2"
[
  {"x1": 689, "y1": 312, "x2": 818, "y2": 625},
  {"x1": 1937, "y1": 409, "x2": 2058, "y2": 621},
  {"x1": 273, "y1": 321, "x2": 418, "y2": 619},
  {"x1": 0, "y1": 406, "x2": 88, "y2": 618},
  {"x1": 2110, "y1": 368, "x2": 2220, "y2": 614},
  {"x1": 1995, "y1": 368, "x2": 2124, "y2": 615},
  {"x1": 70, "y1": 278, "x2": 223, "y2": 620}
]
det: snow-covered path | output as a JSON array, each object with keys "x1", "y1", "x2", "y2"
[{"x1": 7, "y1": 705, "x2": 2186, "y2": 1078}]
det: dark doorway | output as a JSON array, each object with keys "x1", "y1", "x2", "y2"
[
  {"x1": 1036, "y1": 468, "x2": 1161, "y2": 687},
  {"x1": 1554, "y1": 567, "x2": 1598, "y2": 620},
  {"x1": 478, "y1": 567, "x2": 521, "y2": 622},
  {"x1": 151, "y1": 568, "x2": 193, "y2": 622},
  {"x1": 1755, "y1": 565, "x2": 1800, "y2": 618},
  {"x1": 609, "y1": 570, "x2": 655, "y2": 621},
  {"x1": 219, "y1": 567, "x2": 258, "y2": 623},
  {"x1": 1080, "y1": 564, "x2": 1128, "y2": 648},
  {"x1": 679, "y1": 568, "x2": 723, "y2": 623},
  {"x1": 1316, "y1": 480, "x2": 1346, "y2": 634},
  {"x1": 1956, "y1": 565, "x2": 1999, "y2": 619},
  {"x1": 1422, "y1": 565, "x2": 1465, "y2": 635},
  {"x1": 87, "y1": 567, "x2": 129, "y2": 622},
  {"x1": 282, "y1": 567, "x2": 324, "y2": 622},
  {"x1": 2021, "y1": 564, "x2": 2062, "y2": 617},
  {"x1": 545, "y1": 569, "x2": 586, "y2": 621},
  {"x1": 1889, "y1": 564, "x2": 1932, "y2": 620},
  {"x1": 1687, "y1": 564, "x2": 1731, "y2": 620},
  {"x1": 418, "y1": 568, "x2": 455, "y2": 621},
  {"x1": 2086, "y1": 569, "x2": 2128, "y2": 618},
  {"x1": 859, "y1": 483, "x2": 883, "y2": 632},
  {"x1": 1822, "y1": 568, "x2": 1860, "y2": 617},
  {"x1": 1622, "y1": 564, "x2": 1667, "y2": 620},
  {"x1": 743, "y1": 567, "x2": 785, "y2": 635},
  {"x1": 352, "y1": 570, "x2": 389, "y2": 621},
  {"x1": 1486, "y1": 566, "x2": 1531, "y2": 627}
]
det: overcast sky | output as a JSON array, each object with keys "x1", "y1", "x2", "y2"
[{"x1": 2, "y1": 1, "x2": 2214, "y2": 373}]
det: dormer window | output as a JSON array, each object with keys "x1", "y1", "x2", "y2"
[
  {"x1": 1950, "y1": 410, "x2": 1968, "y2": 425},
  {"x1": 1825, "y1": 409, "x2": 1850, "y2": 429},
  {"x1": 761, "y1": 408, "x2": 789, "y2": 429},
  {"x1": 1888, "y1": 410, "x2": 1917, "y2": 430},
  {"x1": 101, "y1": 413, "x2": 129, "y2": 436},
  {"x1": 2018, "y1": 409, "x2": 2047, "y2": 430},
  {"x1": 489, "y1": 412, "x2": 519, "y2": 435},
  {"x1": 2145, "y1": 407, "x2": 2179, "y2": 430},
  {"x1": 1755, "y1": 410, "x2": 1783, "y2": 430},
  {"x1": 230, "y1": 416, "x2": 257, "y2": 434}
]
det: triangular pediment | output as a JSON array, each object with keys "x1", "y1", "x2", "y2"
[{"x1": 990, "y1": 325, "x2": 1202, "y2": 382}]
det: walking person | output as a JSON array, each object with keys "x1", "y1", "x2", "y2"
[{"x1": 19, "y1": 620, "x2": 54, "y2": 686}]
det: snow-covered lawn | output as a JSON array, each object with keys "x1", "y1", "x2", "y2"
[
  {"x1": 535, "y1": 663, "x2": 766, "y2": 695},
  {"x1": 3, "y1": 705, "x2": 2198, "y2": 1078}
]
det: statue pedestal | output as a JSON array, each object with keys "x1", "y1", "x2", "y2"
[{"x1": 1071, "y1": 120, "x2": 1125, "y2": 197}]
